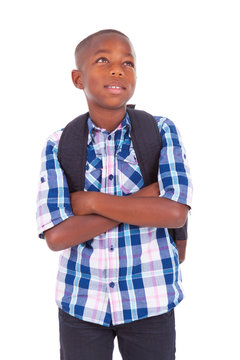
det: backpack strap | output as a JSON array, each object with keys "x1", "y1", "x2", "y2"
[
  {"x1": 58, "y1": 112, "x2": 89, "y2": 192},
  {"x1": 127, "y1": 108, "x2": 162, "y2": 186},
  {"x1": 127, "y1": 107, "x2": 188, "y2": 242}
]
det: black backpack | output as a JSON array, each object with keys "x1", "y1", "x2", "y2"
[{"x1": 57, "y1": 106, "x2": 187, "y2": 244}]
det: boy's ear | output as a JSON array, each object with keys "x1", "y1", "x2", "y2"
[{"x1": 71, "y1": 70, "x2": 84, "y2": 89}]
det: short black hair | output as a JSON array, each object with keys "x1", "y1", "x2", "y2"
[{"x1": 74, "y1": 29, "x2": 129, "y2": 67}]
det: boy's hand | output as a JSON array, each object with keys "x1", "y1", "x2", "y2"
[
  {"x1": 70, "y1": 191, "x2": 95, "y2": 216},
  {"x1": 130, "y1": 182, "x2": 160, "y2": 198},
  {"x1": 175, "y1": 240, "x2": 187, "y2": 263}
]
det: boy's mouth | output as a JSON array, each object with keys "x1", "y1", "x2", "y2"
[{"x1": 104, "y1": 82, "x2": 126, "y2": 94}]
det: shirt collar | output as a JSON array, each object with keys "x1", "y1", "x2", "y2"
[{"x1": 87, "y1": 111, "x2": 131, "y2": 141}]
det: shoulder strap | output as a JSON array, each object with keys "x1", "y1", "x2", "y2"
[
  {"x1": 58, "y1": 112, "x2": 89, "y2": 192},
  {"x1": 127, "y1": 107, "x2": 188, "y2": 241},
  {"x1": 127, "y1": 108, "x2": 162, "y2": 186}
]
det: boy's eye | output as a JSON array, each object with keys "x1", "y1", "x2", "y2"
[
  {"x1": 96, "y1": 57, "x2": 109, "y2": 63},
  {"x1": 123, "y1": 61, "x2": 134, "y2": 68}
]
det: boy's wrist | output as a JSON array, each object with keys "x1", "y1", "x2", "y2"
[
  {"x1": 85, "y1": 191, "x2": 99, "y2": 215},
  {"x1": 71, "y1": 191, "x2": 97, "y2": 216},
  {"x1": 91, "y1": 192, "x2": 103, "y2": 214}
]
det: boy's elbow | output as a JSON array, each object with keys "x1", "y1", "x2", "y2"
[
  {"x1": 44, "y1": 228, "x2": 62, "y2": 251},
  {"x1": 171, "y1": 203, "x2": 189, "y2": 228}
]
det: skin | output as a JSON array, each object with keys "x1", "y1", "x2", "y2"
[
  {"x1": 175, "y1": 240, "x2": 187, "y2": 263},
  {"x1": 45, "y1": 182, "x2": 161, "y2": 251},
  {"x1": 44, "y1": 33, "x2": 189, "y2": 254},
  {"x1": 72, "y1": 33, "x2": 136, "y2": 132}
]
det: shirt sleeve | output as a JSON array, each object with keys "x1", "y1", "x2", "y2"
[
  {"x1": 156, "y1": 117, "x2": 193, "y2": 208},
  {"x1": 36, "y1": 131, "x2": 74, "y2": 239}
]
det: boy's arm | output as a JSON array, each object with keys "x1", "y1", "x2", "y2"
[
  {"x1": 44, "y1": 214, "x2": 119, "y2": 251},
  {"x1": 70, "y1": 191, "x2": 188, "y2": 228},
  {"x1": 174, "y1": 240, "x2": 187, "y2": 263},
  {"x1": 44, "y1": 182, "x2": 160, "y2": 251}
]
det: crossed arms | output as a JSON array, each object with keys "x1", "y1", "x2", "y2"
[{"x1": 44, "y1": 182, "x2": 189, "y2": 252}]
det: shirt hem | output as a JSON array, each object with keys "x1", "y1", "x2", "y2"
[
  {"x1": 38, "y1": 213, "x2": 74, "y2": 239},
  {"x1": 160, "y1": 193, "x2": 192, "y2": 209},
  {"x1": 56, "y1": 296, "x2": 184, "y2": 328}
]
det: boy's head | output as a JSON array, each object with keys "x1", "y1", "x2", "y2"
[
  {"x1": 72, "y1": 29, "x2": 136, "y2": 112},
  {"x1": 74, "y1": 30, "x2": 133, "y2": 69}
]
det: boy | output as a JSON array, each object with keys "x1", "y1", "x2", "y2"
[{"x1": 36, "y1": 29, "x2": 192, "y2": 360}]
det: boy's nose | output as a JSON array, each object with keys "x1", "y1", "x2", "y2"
[
  {"x1": 111, "y1": 71, "x2": 123, "y2": 77},
  {"x1": 110, "y1": 68, "x2": 123, "y2": 77}
]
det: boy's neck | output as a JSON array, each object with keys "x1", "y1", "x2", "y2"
[{"x1": 88, "y1": 106, "x2": 127, "y2": 133}]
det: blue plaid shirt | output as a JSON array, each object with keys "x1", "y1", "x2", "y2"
[{"x1": 36, "y1": 112, "x2": 192, "y2": 327}]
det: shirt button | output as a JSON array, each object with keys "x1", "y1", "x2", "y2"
[
  {"x1": 108, "y1": 135, "x2": 111, "y2": 140},
  {"x1": 109, "y1": 282, "x2": 115, "y2": 288},
  {"x1": 40, "y1": 177, "x2": 45, "y2": 183},
  {"x1": 110, "y1": 246, "x2": 114, "y2": 251},
  {"x1": 109, "y1": 174, "x2": 113, "y2": 180}
]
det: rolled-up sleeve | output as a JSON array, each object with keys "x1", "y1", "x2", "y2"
[
  {"x1": 156, "y1": 117, "x2": 193, "y2": 208},
  {"x1": 36, "y1": 130, "x2": 74, "y2": 239}
]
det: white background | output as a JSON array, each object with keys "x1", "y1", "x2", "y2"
[{"x1": 1, "y1": 0, "x2": 239, "y2": 359}]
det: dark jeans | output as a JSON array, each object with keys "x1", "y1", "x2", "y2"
[{"x1": 59, "y1": 308, "x2": 176, "y2": 360}]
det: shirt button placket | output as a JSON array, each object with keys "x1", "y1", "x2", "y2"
[{"x1": 105, "y1": 133, "x2": 117, "y2": 296}]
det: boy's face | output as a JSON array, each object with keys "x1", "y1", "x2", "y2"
[{"x1": 72, "y1": 34, "x2": 136, "y2": 112}]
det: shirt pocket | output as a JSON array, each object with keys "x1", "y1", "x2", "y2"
[
  {"x1": 85, "y1": 158, "x2": 102, "y2": 191},
  {"x1": 117, "y1": 149, "x2": 144, "y2": 195}
]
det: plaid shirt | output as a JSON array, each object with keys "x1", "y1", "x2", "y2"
[{"x1": 36, "y1": 112, "x2": 192, "y2": 327}]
